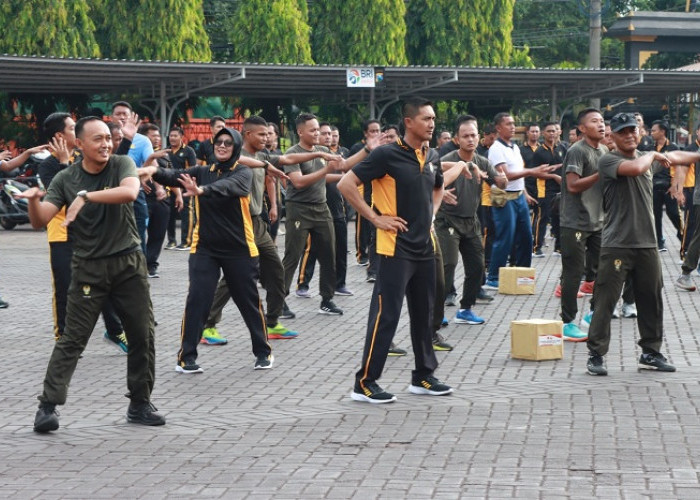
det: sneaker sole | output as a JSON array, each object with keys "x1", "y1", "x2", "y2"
[
  {"x1": 454, "y1": 318, "x2": 485, "y2": 325},
  {"x1": 103, "y1": 336, "x2": 128, "y2": 354},
  {"x1": 564, "y1": 336, "x2": 588, "y2": 342},
  {"x1": 586, "y1": 369, "x2": 607, "y2": 376},
  {"x1": 335, "y1": 291, "x2": 354, "y2": 296},
  {"x1": 175, "y1": 365, "x2": 203, "y2": 374},
  {"x1": 622, "y1": 314, "x2": 637, "y2": 318},
  {"x1": 254, "y1": 355, "x2": 275, "y2": 370},
  {"x1": 126, "y1": 415, "x2": 166, "y2": 426},
  {"x1": 33, "y1": 419, "x2": 59, "y2": 433},
  {"x1": 675, "y1": 285, "x2": 697, "y2": 292},
  {"x1": 268, "y1": 334, "x2": 298, "y2": 339},
  {"x1": 387, "y1": 352, "x2": 407, "y2": 357},
  {"x1": 295, "y1": 294, "x2": 311, "y2": 299},
  {"x1": 433, "y1": 345, "x2": 453, "y2": 351},
  {"x1": 350, "y1": 392, "x2": 396, "y2": 404},
  {"x1": 408, "y1": 385, "x2": 453, "y2": 396},
  {"x1": 637, "y1": 363, "x2": 676, "y2": 372},
  {"x1": 200, "y1": 339, "x2": 228, "y2": 345},
  {"x1": 318, "y1": 309, "x2": 343, "y2": 315}
]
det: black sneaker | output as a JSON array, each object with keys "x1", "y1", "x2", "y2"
[
  {"x1": 175, "y1": 360, "x2": 203, "y2": 374},
  {"x1": 366, "y1": 273, "x2": 376, "y2": 283},
  {"x1": 319, "y1": 299, "x2": 343, "y2": 315},
  {"x1": 358, "y1": 257, "x2": 369, "y2": 267},
  {"x1": 0, "y1": 297, "x2": 8, "y2": 309},
  {"x1": 444, "y1": 292, "x2": 457, "y2": 307},
  {"x1": 638, "y1": 353, "x2": 676, "y2": 372},
  {"x1": 388, "y1": 342, "x2": 407, "y2": 356},
  {"x1": 33, "y1": 403, "x2": 59, "y2": 433},
  {"x1": 127, "y1": 402, "x2": 166, "y2": 426},
  {"x1": 147, "y1": 268, "x2": 160, "y2": 278},
  {"x1": 587, "y1": 353, "x2": 607, "y2": 376},
  {"x1": 351, "y1": 381, "x2": 396, "y2": 404},
  {"x1": 533, "y1": 248, "x2": 545, "y2": 258},
  {"x1": 409, "y1": 375, "x2": 453, "y2": 396},
  {"x1": 279, "y1": 302, "x2": 296, "y2": 320},
  {"x1": 254, "y1": 354, "x2": 274, "y2": 370},
  {"x1": 476, "y1": 288, "x2": 494, "y2": 303},
  {"x1": 432, "y1": 332, "x2": 453, "y2": 351}
]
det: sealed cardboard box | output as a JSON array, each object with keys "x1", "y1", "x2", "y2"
[
  {"x1": 511, "y1": 319, "x2": 563, "y2": 361},
  {"x1": 499, "y1": 267, "x2": 536, "y2": 294}
]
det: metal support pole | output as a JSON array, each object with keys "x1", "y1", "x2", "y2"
[
  {"x1": 589, "y1": 0, "x2": 602, "y2": 108},
  {"x1": 551, "y1": 86, "x2": 558, "y2": 122},
  {"x1": 160, "y1": 80, "x2": 168, "y2": 132},
  {"x1": 369, "y1": 87, "x2": 376, "y2": 119}
]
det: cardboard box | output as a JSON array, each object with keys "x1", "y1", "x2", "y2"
[
  {"x1": 511, "y1": 319, "x2": 563, "y2": 361},
  {"x1": 499, "y1": 267, "x2": 536, "y2": 294}
]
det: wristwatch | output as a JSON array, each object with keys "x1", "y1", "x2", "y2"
[{"x1": 77, "y1": 190, "x2": 89, "y2": 203}]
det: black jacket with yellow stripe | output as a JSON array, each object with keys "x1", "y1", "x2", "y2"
[{"x1": 153, "y1": 128, "x2": 258, "y2": 258}]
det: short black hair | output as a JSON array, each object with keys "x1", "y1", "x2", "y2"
[
  {"x1": 542, "y1": 121, "x2": 558, "y2": 129},
  {"x1": 75, "y1": 116, "x2": 105, "y2": 138},
  {"x1": 526, "y1": 123, "x2": 540, "y2": 131},
  {"x1": 138, "y1": 123, "x2": 160, "y2": 135},
  {"x1": 493, "y1": 112, "x2": 512, "y2": 126},
  {"x1": 243, "y1": 115, "x2": 268, "y2": 129},
  {"x1": 319, "y1": 122, "x2": 332, "y2": 129},
  {"x1": 482, "y1": 123, "x2": 496, "y2": 135},
  {"x1": 652, "y1": 120, "x2": 669, "y2": 136},
  {"x1": 169, "y1": 126, "x2": 184, "y2": 136},
  {"x1": 210, "y1": 115, "x2": 226, "y2": 126},
  {"x1": 454, "y1": 114, "x2": 477, "y2": 133},
  {"x1": 402, "y1": 96, "x2": 432, "y2": 119},
  {"x1": 107, "y1": 122, "x2": 121, "y2": 134},
  {"x1": 330, "y1": 125, "x2": 339, "y2": 132},
  {"x1": 43, "y1": 112, "x2": 71, "y2": 141},
  {"x1": 295, "y1": 112, "x2": 317, "y2": 128},
  {"x1": 362, "y1": 119, "x2": 381, "y2": 132},
  {"x1": 577, "y1": 107, "x2": 602, "y2": 125},
  {"x1": 383, "y1": 124, "x2": 400, "y2": 134},
  {"x1": 111, "y1": 101, "x2": 132, "y2": 113}
]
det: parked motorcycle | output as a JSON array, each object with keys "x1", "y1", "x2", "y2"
[{"x1": 0, "y1": 151, "x2": 47, "y2": 230}]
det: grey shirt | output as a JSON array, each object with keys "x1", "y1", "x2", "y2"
[
  {"x1": 241, "y1": 149, "x2": 279, "y2": 216},
  {"x1": 559, "y1": 140, "x2": 608, "y2": 232},
  {"x1": 284, "y1": 144, "x2": 329, "y2": 204},
  {"x1": 598, "y1": 150, "x2": 664, "y2": 249},
  {"x1": 438, "y1": 151, "x2": 497, "y2": 218}
]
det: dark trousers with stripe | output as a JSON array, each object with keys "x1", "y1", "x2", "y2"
[
  {"x1": 653, "y1": 185, "x2": 682, "y2": 247},
  {"x1": 297, "y1": 217, "x2": 348, "y2": 290},
  {"x1": 560, "y1": 228, "x2": 600, "y2": 323},
  {"x1": 49, "y1": 241, "x2": 123, "y2": 340},
  {"x1": 681, "y1": 204, "x2": 700, "y2": 274},
  {"x1": 355, "y1": 256, "x2": 438, "y2": 388},
  {"x1": 179, "y1": 197, "x2": 194, "y2": 246},
  {"x1": 167, "y1": 192, "x2": 178, "y2": 243},
  {"x1": 479, "y1": 205, "x2": 495, "y2": 268},
  {"x1": 680, "y1": 187, "x2": 696, "y2": 259},
  {"x1": 178, "y1": 252, "x2": 270, "y2": 366},
  {"x1": 532, "y1": 192, "x2": 560, "y2": 251},
  {"x1": 146, "y1": 198, "x2": 170, "y2": 272},
  {"x1": 587, "y1": 248, "x2": 663, "y2": 357},
  {"x1": 205, "y1": 215, "x2": 286, "y2": 328},
  {"x1": 40, "y1": 251, "x2": 155, "y2": 405}
]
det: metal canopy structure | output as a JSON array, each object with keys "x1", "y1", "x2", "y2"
[{"x1": 0, "y1": 54, "x2": 698, "y2": 129}]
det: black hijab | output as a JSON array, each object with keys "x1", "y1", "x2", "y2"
[{"x1": 212, "y1": 127, "x2": 243, "y2": 170}]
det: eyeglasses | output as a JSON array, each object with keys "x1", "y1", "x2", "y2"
[{"x1": 214, "y1": 139, "x2": 234, "y2": 147}]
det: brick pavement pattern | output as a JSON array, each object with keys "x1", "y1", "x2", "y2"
[{"x1": 2, "y1": 219, "x2": 700, "y2": 499}]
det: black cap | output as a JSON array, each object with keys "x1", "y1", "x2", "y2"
[{"x1": 610, "y1": 113, "x2": 638, "y2": 133}]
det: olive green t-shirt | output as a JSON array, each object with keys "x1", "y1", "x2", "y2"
[
  {"x1": 241, "y1": 149, "x2": 280, "y2": 216},
  {"x1": 44, "y1": 155, "x2": 141, "y2": 259},
  {"x1": 438, "y1": 151, "x2": 497, "y2": 218},
  {"x1": 284, "y1": 144, "x2": 329, "y2": 204},
  {"x1": 559, "y1": 140, "x2": 607, "y2": 232},
  {"x1": 598, "y1": 150, "x2": 663, "y2": 249}
]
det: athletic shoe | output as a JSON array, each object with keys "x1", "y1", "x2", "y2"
[
  {"x1": 175, "y1": 244, "x2": 190, "y2": 251},
  {"x1": 388, "y1": 343, "x2": 407, "y2": 357},
  {"x1": 533, "y1": 248, "x2": 545, "y2": 258},
  {"x1": 579, "y1": 280, "x2": 595, "y2": 295},
  {"x1": 621, "y1": 302, "x2": 638, "y2": 318},
  {"x1": 659, "y1": 245, "x2": 668, "y2": 252},
  {"x1": 358, "y1": 257, "x2": 369, "y2": 266},
  {"x1": 676, "y1": 274, "x2": 697, "y2": 292},
  {"x1": 175, "y1": 361, "x2": 203, "y2": 374},
  {"x1": 638, "y1": 353, "x2": 676, "y2": 372},
  {"x1": 432, "y1": 332, "x2": 453, "y2": 351},
  {"x1": 409, "y1": 375, "x2": 453, "y2": 396},
  {"x1": 553, "y1": 284, "x2": 584, "y2": 298},
  {"x1": 164, "y1": 241, "x2": 177, "y2": 250},
  {"x1": 0, "y1": 297, "x2": 8, "y2": 309},
  {"x1": 444, "y1": 292, "x2": 458, "y2": 306},
  {"x1": 454, "y1": 309, "x2": 485, "y2": 325},
  {"x1": 33, "y1": 403, "x2": 59, "y2": 433},
  {"x1": 254, "y1": 354, "x2": 274, "y2": 370},
  {"x1": 319, "y1": 299, "x2": 343, "y2": 315},
  {"x1": 335, "y1": 286, "x2": 354, "y2": 296},
  {"x1": 295, "y1": 287, "x2": 311, "y2": 298},
  {"x1": 147, "y1": 268, "x2": 160, "y2": 278},
  {"x1": 483, "y1": 280, "x2": 499, "y2": 291},
  {"x1": 351, "y1": 381, "x2": 396, "y2": 404},
  {"x1": 563, "y1": 322, "x2": 588, "y2": 342},
  {"x1": 200, "y1": 327, "x2": 228, "y2": 345},
  {"x1": 103, "y1": 331, "x2": 128, "y2": 354},
  {"x1": 587, "y1": 353, "x2": 607, "y2": 376},
  {"x1": 476, "y1": 289, "x2": 494, "y2": 303},
  {"x1": 127, "y1": 402, "x2": 166, "y2": 426},
  {"x1": 267, "y1": 322, "x2": 298, "y2": 339},
  {"x1": 366, "y1": 273, "x2": 376, "y2": 283},
  {"x1": 581, "y1": 311, "x2": 593, "y2": 328},
  {"x1": 279, "y1": 302, "x2": 296, "y2": 320},
  {"x1": 552, "y1": 249, "x2": 561, "y2": 257},
  {"x1": 441, "y1": 316, "x2": 449, "y2": 328}
]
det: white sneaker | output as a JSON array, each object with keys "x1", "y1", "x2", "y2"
[{"x1": 621, "y1": 302, "x2": 637, "y2": 318}]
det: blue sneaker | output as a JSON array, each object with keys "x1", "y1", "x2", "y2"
[
  {"x1": 103, "y1": 331, "x2": 128, "y2": 354},
  {"x1": 454, "y1": 309, "x2": 485, "y2": 325},
  {"x1": 563, "y1": 322, "x2": 588, "y2": 342},
  {"x1": 441, "y1": 316, "x2": 449, "y2": 328},
  {"x1": 582, "y1": 311, "x2": 593, "y2": 328},
  {"x1": 483, "y1": 280, "x2": 499, "y2": 291}
]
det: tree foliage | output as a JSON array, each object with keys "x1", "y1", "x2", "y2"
[
  {"x1": 224, "y1": 0, "x2": 313, "y2": 64},
  {"x1": 310, "y1": 0, "x2": 408, "y2": 65},
  {"x1": 0, "y1": 0, "x2": 100, "y2": 58},
  {"x1": 96, "y1": 0, "x2": 211, "y2": 61}
]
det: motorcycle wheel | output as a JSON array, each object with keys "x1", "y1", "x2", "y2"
[{"x1": 0, "y1": 217, "x2": 16, "y2": 230}]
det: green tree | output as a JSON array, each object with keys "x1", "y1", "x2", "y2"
[
  {"x1": 0, "y1": 0, "x2": 100, "y2": 57},
  {"x1": 224, "y1": 0, "x2": 313, "y2": 63},
  {"x1": 311, "y1": 0, "x2": 408, "y2": 65},
  {"x1": 97, "y1": 0, "x2": 211, "y2": 61}
]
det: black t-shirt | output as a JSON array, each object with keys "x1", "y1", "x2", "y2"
[
  {"x1": 168, "y1": 144, "x2": 197, "y2": 170},
  {"x1": 352, "y1": 138, "x2": 443, "y2": 260},
  {"x1": 437, "y1": 139, "x2": 459, "y2": 158},
  {"x1": 521, "y1": 143, "x2": 539, "y2": 197},
  {"x1": 532, "y1": 143, "x2": 566, "y2": 194},
  {"x1": 652, "y1": 139, "x2": 679, "y2": 188},
  {"x1": 197, "y1": 138, "x2": 217, "y2": 165}
]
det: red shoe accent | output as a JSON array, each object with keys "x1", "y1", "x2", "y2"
[
  {"x1": 555, "y1": 283, "x2": 585, "y2": 298},
  {"x1": 579, "y1": 281, "x2": 595, "y2": 295}
]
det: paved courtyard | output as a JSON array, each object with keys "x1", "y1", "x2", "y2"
[{"x1": 2, "y1": 219, "x2": 700, "y2": 499}]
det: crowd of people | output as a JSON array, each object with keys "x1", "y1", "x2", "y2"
[{"x1": 4, "y1": 96, "x2": 700, "y2": 430}]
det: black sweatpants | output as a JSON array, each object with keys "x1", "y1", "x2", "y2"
[
  {"x1": 177, "y1": 252, "x2": 270, "y2": 366},
  {"x1": 40, "y1": 251, "x2": 155, "y2": 406},
  {"x1": 680, "y1": 188, "x2": 696, "y2": 260},
  {"x1": 587, "y1": 247, "x2": 663, "y2": 357},
  {"x1": 146, "y1": 198, "x2": 170, "y2": 272},
  {"x1": 560, "y1": 227, "x2": 601, "y2": 324},
  {"x1": 298, "y1": 217, "x2": 348, "y2": 290},
  {"x1": 653, "y1": 186, "x2": 682, "y2": 247},
  {"x1": 355, "y1": 256, "x2": 438, "y2": 388}
]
